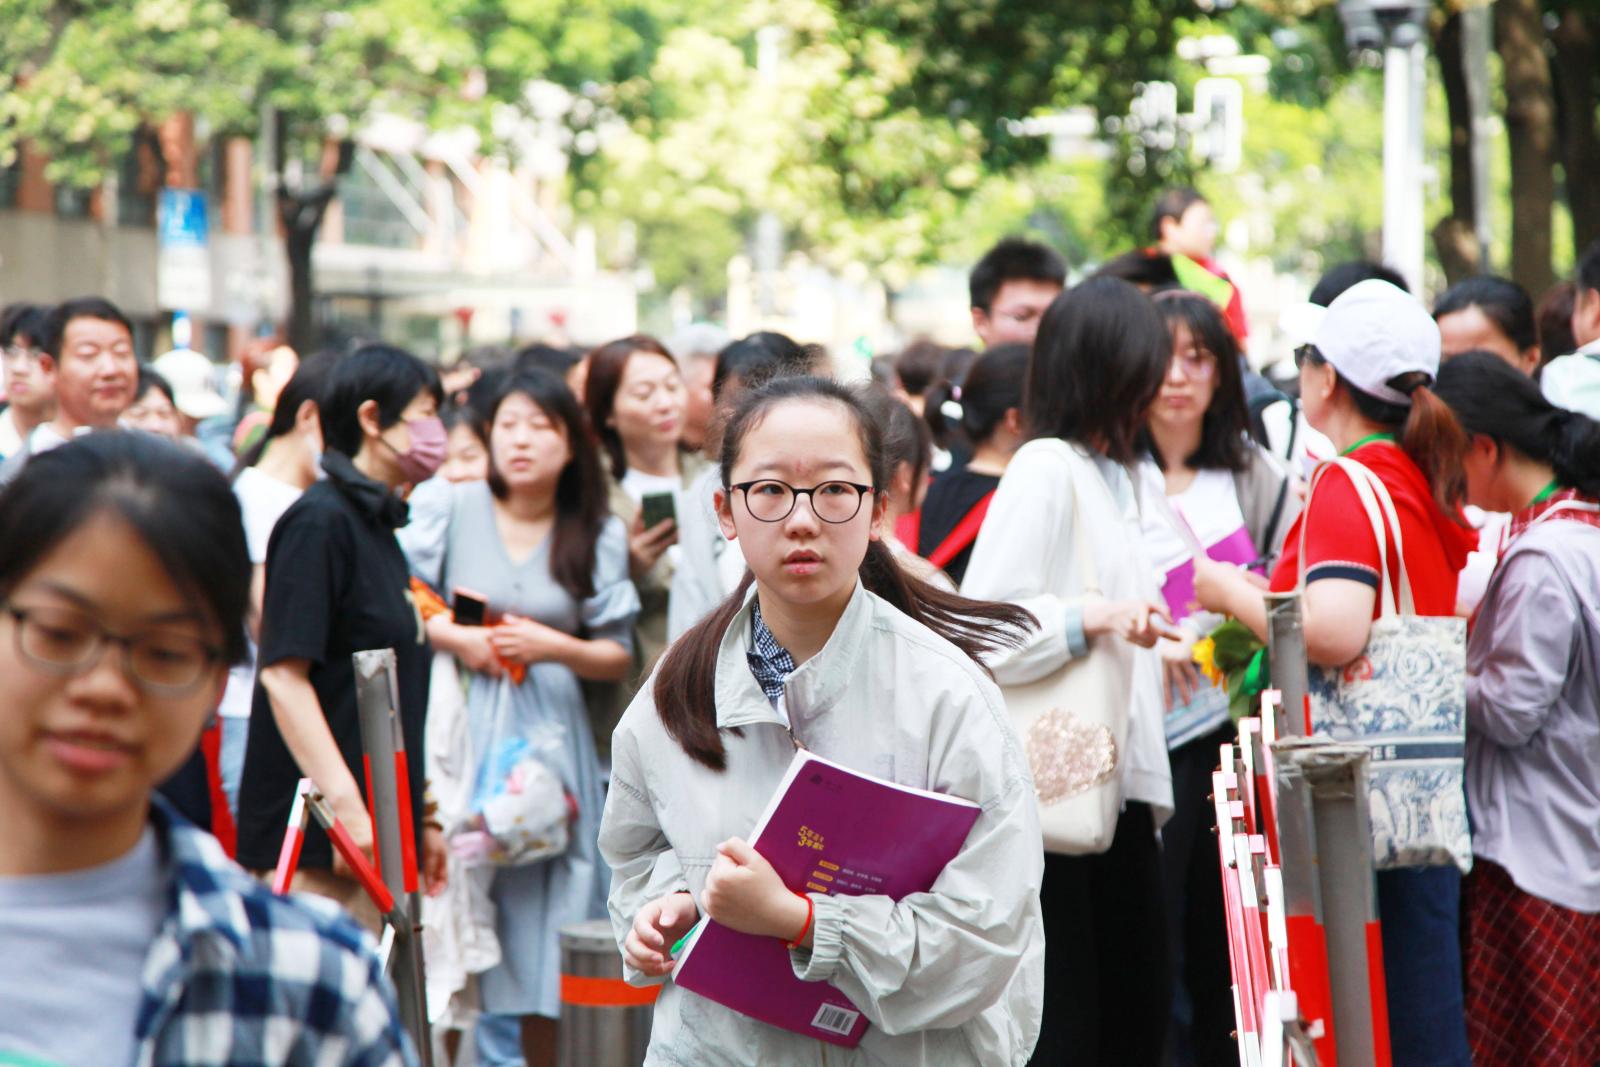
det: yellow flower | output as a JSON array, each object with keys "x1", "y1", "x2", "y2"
[{"x1": 1192, "y1": 636, "x2": 1223, "y2": 687}]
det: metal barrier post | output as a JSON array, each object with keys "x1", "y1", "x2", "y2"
[
  {"x1": 1265, "y1": 592, "x2": 1309, "y2": 738},
  {"x1": 353, "y1": 649, "x2": 431, "y2": 1065},
  {"x1": 1273, "y1": 739, "x2": 1392, "y2": 1067}
]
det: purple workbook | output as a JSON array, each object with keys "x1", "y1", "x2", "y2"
[
  {"x1": 670, "y1": 749, "x2": 982, "y2": 1047},
  {"x1": 1160, "y1": 523, "x2": 1259, "y2": 622}
]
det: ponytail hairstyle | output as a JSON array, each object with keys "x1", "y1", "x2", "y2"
[
  {"x1": 1301, "y1": 345, "x2": 1469, "y2": 516},
  {"x1": 920, "y1": 346, "x2": 978, "y2": 452},
  {"x1": 651, "y1": 375, "x2": 1037, "y2": 770},
  {"x1": 926, "y1": 342, "x2": 1030, "y2": 456},
  {"x1": 232, "y1": 351, "x2": 338, "y2": 479},
  {"x1": 1434, "y1": 350, "x2": 1600, "y2": 498}
]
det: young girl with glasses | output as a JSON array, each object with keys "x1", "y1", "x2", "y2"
[
  {"x1": 597, "y1": 375, "x2": 1045, "y2": 1067},
  {"x1": 0, "y1": 432, "x2": 413, "y2": 1064}
]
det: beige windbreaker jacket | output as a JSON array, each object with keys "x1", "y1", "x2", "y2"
[{"x1": 598, "y1": 581, "x2": 1046, "y2": 1067}]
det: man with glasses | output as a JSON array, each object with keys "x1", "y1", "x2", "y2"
[
  {"x1": 0, "y1": 303, "x2": 55, "y2": 461},
  {"x1": 0, "y1": 296, "x2": 137, "y2": 485}
]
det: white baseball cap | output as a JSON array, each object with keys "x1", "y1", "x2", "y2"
[
  {"x1": 1309, "y1": 279, "x2": 1439, "y2": 407},
  {"x1": 150, "y1": 348, "x2": 230, "y2": 421}
]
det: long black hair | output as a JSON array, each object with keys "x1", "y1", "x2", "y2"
[
  {"x1": 0, "y1": 432, "x2": 250, "y2": 666},
  {"x1": 483, "y1": 370, "x2": 612, "y2": 601},
  {"x1": 1434, "y1": 350, "x2": 1600, "y2": 498},
  {"x1": 1142, "y1": 290, "x2": 1251, "y2": 472},
  {"x1": 1026, "y1": 276, "x2": 1171, "y2": 463},
  {"x1": 1434, "y1": 275, "x2": 1536, "y2": 352},
  {"x1": 651, "y1": 375, "x2": 1036, "y2": 771}
]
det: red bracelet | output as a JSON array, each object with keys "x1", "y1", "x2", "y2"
[{"x1": 786, "y1": 891, "x2": 814, "y2": 949}]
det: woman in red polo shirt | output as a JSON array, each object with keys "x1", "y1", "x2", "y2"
[{"x1": 1196, "y1": 279, "x2": 1477, "y2": 1067}]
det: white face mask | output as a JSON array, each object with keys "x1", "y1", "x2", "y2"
[{"x1": 306, "y1": 431, "x2": 327, "y2": 480}]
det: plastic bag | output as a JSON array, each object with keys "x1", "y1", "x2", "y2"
[{"x1": 451, "y1": 680, "x2": 574, "y2": 868}]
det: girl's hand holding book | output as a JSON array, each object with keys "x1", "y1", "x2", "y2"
[
  {"x1": 702, "y1": 837, "x2": 813, "y2": 947},
  {"x1": 626, "y1": 891, "x2": 700, "y2": 977}
]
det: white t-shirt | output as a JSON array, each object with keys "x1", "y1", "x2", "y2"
[
  {"x1": 620, "y1": 466, "x2": 680, "y2": 504},
  {"x1": 217, "y1": 466, "x2": 304, "y2": 719},
  {"x1": 1458, "y1": 505, "x2": 1510, "y2": 615},
  {"x1": 1137, "y1": 463, "x2": 1257, "y2": 623},
  {"x1": 0, "y1": 827, "x2": 167, "y2": 1066},
  {"x1": 233, "y1": 466, "x2": 304, "y2": 563},
  {"x1": 0, "y1": 407, "x2": 24, "y2": 459}
]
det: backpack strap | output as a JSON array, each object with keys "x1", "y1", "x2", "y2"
[{"x1": 927, "y1": 489, "x2": 997, "y2": 570}]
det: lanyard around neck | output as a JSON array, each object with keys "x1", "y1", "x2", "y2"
[{"x1": 1340, "y1": 432, "x2": 1396, "y2": 456}]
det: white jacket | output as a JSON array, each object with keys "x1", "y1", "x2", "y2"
[
  {"x1": 598, "y1": 582, "x2": 1045, "y2": 1066},
  {"x1": 961, "y1": 438, "x2": 1174, "y2": 822}
]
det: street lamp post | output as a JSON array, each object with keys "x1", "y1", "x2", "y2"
[{"x1": 1337, "y1": 1, "x2": 1431, "y2": 293}]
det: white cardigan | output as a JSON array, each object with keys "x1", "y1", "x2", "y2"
[{"x1": 961, "y1": 438, "x2": 1173, "y2": 824}]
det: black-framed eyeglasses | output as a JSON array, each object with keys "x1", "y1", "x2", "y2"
[
  {"x1": 4, "y1": 603, "x2": 223, "y2": 695},
  {"x1": 1294, "y1": 343, "x2": 1323, "y2": 369},
  {"x1": 727, "y1": 479, "x2": 875, "y2": 524}
]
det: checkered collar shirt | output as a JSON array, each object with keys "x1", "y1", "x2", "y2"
[
  {"x1": 746, "y1": 599, "x2": 797, "y2": 709},
  {"x1": 132, "y1": 797, "x2": 417, "y2": 1066}
]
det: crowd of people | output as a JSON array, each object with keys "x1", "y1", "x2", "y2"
[{"x1": 0, "y1": 195, "x2": 1597, "y2": 1067}]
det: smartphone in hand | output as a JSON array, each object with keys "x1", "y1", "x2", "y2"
[
  {"x1": 452, "y1": 587, "x2": 489, "y2": 627},
  {"x1": 640, "y1": 491, "x2": 677, "y2": 531}
]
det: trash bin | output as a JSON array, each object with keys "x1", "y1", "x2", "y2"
[{"x1": 557, "y1": 919, "x2": 658, "y2": 1067}]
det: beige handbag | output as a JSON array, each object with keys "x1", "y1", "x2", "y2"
[{"x1": 1000, "y1": 441, "x2": 1134, "y2": 855}]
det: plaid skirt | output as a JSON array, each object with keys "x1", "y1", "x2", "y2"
[{"x1": 1463, "y1": 858, "x2": 1600, "y2": 1067}]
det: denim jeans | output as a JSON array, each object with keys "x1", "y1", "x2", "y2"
[{"x1": 1376, "y1": 866, "x2": 1472, "y2": 1067}]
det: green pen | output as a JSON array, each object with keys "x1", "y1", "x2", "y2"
[{"x1": 669, "y1": 917, "x2": 705, "y2": 959}]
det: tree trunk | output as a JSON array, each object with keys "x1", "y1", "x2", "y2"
[
  {"x1": 281, "y1": 196, "x2": 321, "y2": 356},
  {"x1": 1550, "y1": 7, "x2": 1600, "y2": 254},
  {"x1": 1432, "y1": 13, "x2": 1480, "y2": 283},
  {"x1": 1495, "y1": 0, "x2": 1559, "y2": 296},
  {"x1": 274, "y1": 136, "x2": 353, "y2": 355}
]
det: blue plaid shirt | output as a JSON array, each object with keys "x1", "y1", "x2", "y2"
[
  {"x1": 746, "y1": 599, "x2": 797, "y2": 708},
  {"x1": 130, "y1": 798, "x2": 417, "y2": 1067}
]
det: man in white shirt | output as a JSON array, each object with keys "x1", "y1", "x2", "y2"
[
  {"x1": 0, "y1": 303, "x2": 55, "y2": 460},
  {"x1": 0, "y1": 296, "x2": 137, "y2": 484},
  {"x1": 1540, "y1": 237, "x2": 1600, "y2": 418}
]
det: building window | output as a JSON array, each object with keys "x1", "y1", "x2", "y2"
[
  {"x1": 338, "y1": 152, "x2": 423, "y2": 250},
  {"x1": 0, "y1": 157, "x2": 19, "y2": 208},
  {"x1": 117, "y1": 132, "x2": 160, "y2": 227},
  {"x1": 55, "y1": 183, "x2": 92, "y2": 218}
]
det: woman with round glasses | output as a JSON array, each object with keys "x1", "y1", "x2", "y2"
[
  {"x1": 0, "y1": 432, "x2": 413, "y2": 1062},
  {"x1": 599, "y1": 375, "x2": 1044, "y2": 1066},
  {"x1": 1138, "y1": 290, "x2": 1300, "y2": 1066}
]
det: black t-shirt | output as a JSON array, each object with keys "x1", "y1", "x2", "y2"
[
  {"x1": 917, "y1": 466, "x2": 1001, "y2": 587},
  {"x1": 234, "y1": 467, "x2": 430, "y2": 872}
]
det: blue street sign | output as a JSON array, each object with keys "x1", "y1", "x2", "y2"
[{"x1": 159, "y1": 188, "x2": 209, "y2": 248}]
